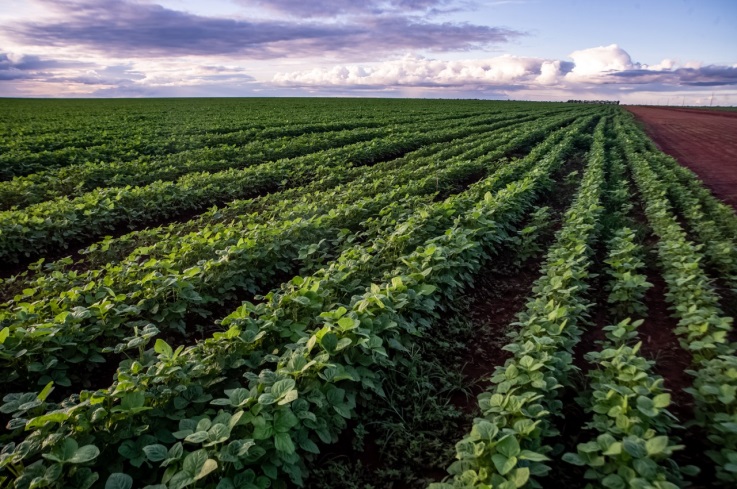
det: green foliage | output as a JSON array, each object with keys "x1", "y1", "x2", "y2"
[
  {"x1": 604, "y1": 228, "x2": 652, "y2": 319},
  {"x1": 13, "y1": 100, "x2": 735, "y2": 488},
  {"x1": 618, "y1": 112, "x2": 737, "y2": 484},
  {"x1": 435, "y1": 116, "x2": 608, "y2": 488},
  {"x1": 509, "y1": 205, "x2": 554, "y2": 267},
  {"x1": 0, "y1": 102, "x2": 601, "y2": 487}
]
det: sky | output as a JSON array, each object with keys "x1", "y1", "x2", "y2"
[{"x1": 0, "y1": 0, "x2": 736, "y2": 103}]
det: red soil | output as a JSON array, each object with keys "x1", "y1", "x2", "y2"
[{"x1": 626, "y1": 106, "x2": 737, "y2": 210}]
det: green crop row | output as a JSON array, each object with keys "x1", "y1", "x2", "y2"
[
  {"x1": 0, "y1": 99, "x2": 527, "y2": 180},
  {"x1": 430, "y1": 117, "x2": 608, "y2": 489},
  {"x1": 0, "y1": 111, "x2": 543, "y2": 210},
  {"x1": 564, "y1": 226, "x2": 692, "y2": 489},
  {"x1": 0, "y1": 113, "x2": 596, "y2": 489},
  {"x1": 0, "y1": 120, "x2": 539, "y2": 392},
  {"x1": 618, "y1": 114, "x2": 737, "y2": 484},
  {"x1": 2, "y1": 114, "x2": 550, "y2": 265},
  {"x1": 645, "y1": 156, "x2": 737, "y2": 291}
]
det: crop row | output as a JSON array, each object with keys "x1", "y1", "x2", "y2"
[
  {"x1": 0, "y1": 114, "x2": 596, "y2": 397},
  {"x1": 618, "y1": 114, "x2": 737, "y2": 484},
  {"x1": 0, "y1": 101, "x2": 528, "y2": 180},
  {"x1": 430, "y1": 117, "x2": 608, "y2": 488},
  {"x1": 2, "y1": 112, "x2": 579, "y2": 265},
  {"x1": 562, "y1": 225, "x2": 691, "y2": 489},
  {"x1": 0, "y1": 102, "x2": 500, "y2": 153},
  {"x1": 0, "y1": 110, "x2": 549, "y2": 210},
  {"x1": 0, "y1": 113, "x2": 597, "y2": 488},
  {"x1": 0, "y1": 117, "x2": 550, "y2": 392}
]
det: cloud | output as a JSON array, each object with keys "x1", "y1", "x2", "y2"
[
  {"x1": 274, "y1": 45, "x2": 737, "y2": 94},
  {"x1": 274, "y1": 53, "x2": 571, "y2": 88},
  {"x1": 610, "y1": 65, "x2": 737, "y2": 87},
  {"x1": 567, "y1": 44, "x2": 637, "y2": 78},
  {"x1": 0, "y1": 52, "x2": 92, "y2": 81},
  {"x1": 0, "y1": 50, "x2": 256, "y2": 97},
  {"x1": 5, "y1": 0, "x2": 521, "y2": 59},
  {"x1": 237, "y1": 0, "x2": 459, "y2": 18}
]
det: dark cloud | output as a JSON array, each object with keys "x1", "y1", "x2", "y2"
[
  {"x1": 0, "y1": 51, "x2": 145, "y2": 86},
  {"x1": 242, "y1": 0, "x2": 385, "y2": 17},
  {"x1": 0, "y1": 52, "x2": 96, "y2": 82},
  {"x1": 239, "y1": 0, "x2": 459, "y2": 18},
  {"x1": 0, "y1": 53, "x2": 52, "y2": 81},
  {"x1": 609, "y1": 65, "x2": 737, "y2": 86},
  {"x1": 7, "y1": 0, "x2": 520, "y2": 59}
]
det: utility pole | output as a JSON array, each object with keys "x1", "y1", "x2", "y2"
[
  {"x1": 710, "y1": 92, "x2": 714, "y2": 107},
  {"x1": 682, "y1": 95, "x2": 685, "y2": 107}
]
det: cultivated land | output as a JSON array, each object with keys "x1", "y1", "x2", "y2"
[
  {"x1": 626, "y1": 106, "x2": 737, "y2": 209},
  {"x1": 0, "y1": 99, "x2": 736, "y2": 489}
]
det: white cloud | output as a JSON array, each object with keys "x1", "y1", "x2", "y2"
[
  {"x1": 273, "y1": 53, "x2": 565, "y2": 88},
  {"x1": 273, "y1": 45, "x2": 737, "y2": 100},
  {"x1": 567, "y1": 44, "x2": 636, "y2": 78},
  {"x1": 536, "y1": 60, "x2": 566, "y2": 85},
  {"x1": 644, "y1": 58, "x2": 676, "y2": 71}
]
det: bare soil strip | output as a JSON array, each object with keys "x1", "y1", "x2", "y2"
[{"x1": 626, "y1": 106, "x2": 737, "y2": 210}]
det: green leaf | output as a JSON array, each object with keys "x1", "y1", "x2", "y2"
[
  {"x1": 143, "y1": 444, "x2": 169, "y2": 462},
  {"x1": 258, "y1": 393, "x2": 276, "y2": 405},
  {"x1": 496, "y1": 435, "x2": 521, "y2": 458},
  {"x1": 154, "y1": 339, "x2": 173, "y2": 357},
  {"x1": 274, "y1": 433, "x2": 295, "y2": 454},
  {"x1": 120, "y1": 392, "x2": 145, "y2": 410},
  {"x1": 0, "y1": 327, "x2": 8, "y2": 344},
  {"x1": 419, "y1": 284, "x2": 436, "y2": 295},
  {"x1": 633, "y1": 457, "x2": 657, "y2": 479},
  {"x1": 602, "y1": 441, "x2": 622, "y2": 456},
  {"x1": 299, "y1": 438, "x2": 320, "y2": 454},
  {"x1": 491, "y1": 454, "x2": 517, "y2": 475},
  {"x1": 185, "y1": 432, "x2": 210, "y2": 444},
  {"x1": 194, "y1": 459, "x2": 218, "y2": 481},
  {"x1": 622, "y1": 438, "x2": 647, "y2": 459},
  {"x1": 168, "y1": 442, "x2": 184, "y2": 460},
  {"x1": 562, "y1": 452, "x2": 586, "y2": 466},
  {"x1": 273, "y1": 410, "x2": 299, "y2": 433},
  {"x1": 183, "y1": 449, "x2": 208, "y2": 476},
  {"x1": 69, "y1": 445, "x2": 100, "y2": 464},
  {"x1": 519, "y1": 450, "x2": 549, "y2": 462},
  {"x1": 42, "y1": 438, "x2": 78, "y2": 463},
  {"x1": 168, "y1": 472, "x2": 195, "y2": 489},
  {"x1": 337, "y1": 317, "x2": 355, "y2": 330},
  {"x1": 271, "y1": 379, "x2": 296, "y2": 399},
  {"x1": 320, "y1": 333, "x2": 338, "y2": 352},
  {"x1": 652, "y1": 393, "x2": 671, "y2": 408},
  {"x1": 636, "y1": 396, "x2": 657, "y2": 417},
  {"x1": 602, "y1": 474, "x2": 625, "y2": 489},
  {"x1": 37, "y1": 381, "x2": 54, "y2": 402},
  {"x1": 105, "y1": 473, "x2": 133, "y2": 489},
  {"x1": 512, "y1": 467, "x2": 530, "y2": 488},
  {"x1": 227, "y1": 388, "x2": 250, "y2": 407},
  {"x1": 645, "y1": 436, "x2": 669, "y2": 456},
  {"x1": 25, "y1": 411, "x2": 69, "y2": 430},
  {"x1": 278, "y1": 389, "x2": 299, "y2": 405}
]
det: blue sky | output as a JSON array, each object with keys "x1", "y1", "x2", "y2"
[{"x1": 1, "y1": 0, "x2": 735, "y2": 103}]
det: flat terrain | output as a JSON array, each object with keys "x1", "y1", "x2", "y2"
[
  {"x1": 2, "y1": 100, "x2": 737, "y2": 488},
  {"x1": 626, "y1": 105, "x2": 737, "y2": 209}
]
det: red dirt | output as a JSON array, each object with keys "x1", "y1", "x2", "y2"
[
  {"x1": 626, "y1": 106, "x2": 737, "y2": 210},
  {"x1": 450, "y1": 261, "x2": 540, "y2": 412}
]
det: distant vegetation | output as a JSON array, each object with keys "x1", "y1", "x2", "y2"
[{"x1": 567, "y1": 99, "x2": 620, "y2": 104}]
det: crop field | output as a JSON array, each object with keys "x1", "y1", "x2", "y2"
[{"x1": 0, "y1": 98, "x2": 736, "y2": 489}]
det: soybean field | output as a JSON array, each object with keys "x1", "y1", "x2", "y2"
[{"x1": 0, "y1": 98, "x2": 736, "y2": 489}]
